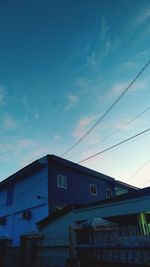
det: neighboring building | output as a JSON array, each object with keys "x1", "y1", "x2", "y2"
[
  {"x1": 38, "y1": 187, "x2": 150, "y2": 237},
  {"x1": 114, "y1": 180, "x2": 138, "y2": 196},
  {"x1": 0, "y1": 154, "x2": 137, "y2": 245}
]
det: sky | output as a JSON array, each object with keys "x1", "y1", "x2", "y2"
[{"x1": 0, "y1": 0, "x2": 150, "y2": 188}]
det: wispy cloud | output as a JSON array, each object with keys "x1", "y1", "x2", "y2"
[
  {"x1": 65, "y1": 94, "x2": 79, "y2": 110},
  {"x1": 127, "y1": 4, "x2": 150, "y2": 33},
  {"x1": 53, "y1": 134, "x2": 62, "y2": 141},
  {"x1": 3, "y1": 113, "x2": 18, "y2": 130},
  {"x1": 0, "y1": 84, "x2": 6, "y2": 104},
  {"x1": 72, "y1": 114, "x2": 99, "y2": 139},
  {"x1": 100, "y1": 17, "x2": 120, "y2": 53},
  {"x1": 134, "y1": 7, "x2": 150, "y2": 27},
  {"x1": 18, "y1": 138, "x2": 36, "y2": 149},
  {"x1": 22, "y1": 94, "x2": 30, "y2": 112},
  {"x1": 111, "y1": 80, "x2": 148, "y2": 96},
  {"x1": 34, "y1": 110, "x2": 40, "y2": 120}
]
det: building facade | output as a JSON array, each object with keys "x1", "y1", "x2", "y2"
[{"x1": 0, "y1": 154, "x2": 137, "y2": 245}]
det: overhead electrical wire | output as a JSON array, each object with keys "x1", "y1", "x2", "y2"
[
  {"x1": 69, "y1": 105, "x2": 150, "y2": 160},
  {"x1": 126, "y1": 158, "x2": 150, "y2": 183},
  {"x1": 138, "y1": 179, "x2": 150, "y2": 187},
  {"x1": 61, "y1": 59, "x2": 150, "y2": 157},
  {"x1": 78, "y1": 128, "x2": 150, "y2": 164}
]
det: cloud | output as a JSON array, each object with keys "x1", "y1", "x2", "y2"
[
  {"x1": 65, "y1": 94, "x2": 79, "y2": 110},
  {"x1": 100, "y1": 17, "x2": 120, "y2": 53},
  {"x1": 134, "y1": 7, "x2": 150, "y2": 27},
  {"x1": 72, "y1": 114, "x2": 99, "y2": 139},
  {"x1": 101, "y1": 17, "x2": 109, "y2": 42},
  {"x1": 22, "y1": 94, "x2": 30, "y2": 112},
  {"x1": 34, "y1": 110, "x2": 40, "y2": 120},
  {"x1": 53, "y1": 135, "x2": 62, "y2": 141},
  {"x1": 18, "y1": 138, "x2": 36, "y2": 149},
  {"x1": 110, "y1": 81, "x2": 148, "y2": 96},
  {"x1": 120, "y1": 61, "x2": 138, "y2": 71},
  {"x1": 0, "y1": 84, "x2": 6, "y2": 104},
  {"x1": 3, "y1": 113, "x2": 17, "y2": 130},
  {"x1": 127, "y1": 4, "x2": 150, "y2": 33}
]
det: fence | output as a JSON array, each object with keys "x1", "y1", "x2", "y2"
[
  {"x1": 0, "y1": 224, "x2": 150, "y2": 267},
  {"x1": 33, "y1": 233, "x2": 70, "y2": 267},
  {"x1": 76, "y1": 224, "x2": 150, "y2": 266}
]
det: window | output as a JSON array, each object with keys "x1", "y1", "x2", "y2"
[
  {"x1": 6, "y1": 186, "x2": 14, "y2": 205},
  {"x1": 90, "y1": 184, "x2": 97, "y2": 195},
  {"x1": 57, "y1": 174, "x2": 67, "y2": 189},
  {"x1": 106, "y1": 188, "x2": 112, "y2": 198},
  {"x1": 0, "y1": 217, "x2": 6, "y2": 225},
  {"x1": 115, "y1": 187, "x2": 128, "y2": 196}
]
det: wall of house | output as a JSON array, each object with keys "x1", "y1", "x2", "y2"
[
  {"x1": 0, "y1": 164, "x2": 49, "y2": 245},
  {"x1": 114, "y1": 182, "x2": 137, "y2": 196},
  {"x1": 39, "y1": 194, "x2": 150, "y2": 237},
  {"x1": 48, "y1": 162, "x2": 115, "y2": 211}
]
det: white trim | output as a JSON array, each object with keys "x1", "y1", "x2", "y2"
[
  {"x1": 57, "y1": 174, "x2": 67, "y2": 189},
  {"x1": 90, "y1": 184, "x2": 97, "y2": 195},
  {"x1": 106, "y1": 188, "x2": 112, "y2": 198}
]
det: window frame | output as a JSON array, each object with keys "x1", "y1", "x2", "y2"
[
  {"x1": 106, "y1": 188, "x2": 112, "y2": 198},
  {"x1": 57, "y1": 174, "x2": 67, "y2": 189},
  {"x1": 90, "y1": 184, "x2": 97, "y2": 195}
]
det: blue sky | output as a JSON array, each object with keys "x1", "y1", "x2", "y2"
[{"x1": 0, "y1": 0, "x2": 150, "y2": 187}]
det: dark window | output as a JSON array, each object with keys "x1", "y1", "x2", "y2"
[
  {"x1": 106, "y1": 188, "x2": 112, "y2": 198},
  {"x1": 0, "y1": 217, "x2": 6, "y2": 225},
  {"x1": 6, "y1": 186, "x2": 14, "y2": 205},
  {"x1": 145, "y1": 213, "x2": 150, "y2": 223},
  {"x1": 90, "y1": 184, "x2": 97, "y2": 195},
  {"x1": 57, "y1": 174, "x2": 67, "y2": 189}
]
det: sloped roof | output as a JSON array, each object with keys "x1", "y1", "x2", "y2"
[
  {"x1": 0, "y1": 154, "x2": 115, "y2": 189},
  {"x1": 0, "y1": 158, "x2": 45, "y2": 189},
  {"x1": 48, "y1": 154, "x2": 115, "y2": 182},
  {"x1": 37, "y1": 186, "x2": 149, "y2": 228}
]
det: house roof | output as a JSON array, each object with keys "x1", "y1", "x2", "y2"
[
  {"x1": 37, "y1": 205, "x2": 79, "y2": 228},
  {"x1": 37, "y1": 186, "x2": 150, "y2": 228},
  {"x1": 48, "y1": 154, "x2": 115, "y2": 182},
  {"x1": 115, "y1": 180, "x2": 139, "y2": 190},
  {"x1": 0, "y1": 154, "x2": 138, "y2": 191},
  {"x1": 0, "y1": 154, "x2": 116, "y2": 189},
  {"x1": 0, "y1": 159, "x2": 46, "y2": 189}
]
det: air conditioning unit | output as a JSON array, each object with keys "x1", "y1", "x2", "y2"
[
  {"x1": 22, "y1": 209, "x2": 32, "y2": 220},
  {"x1": 0, "y1": 217, "x2": 6, "y2": 225}
]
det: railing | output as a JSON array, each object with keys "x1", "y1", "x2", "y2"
[
  {"x1": 34, "y1": 233, "x2": 69, "y2": 267},
  {"x1": 76, "y1": 224, "x2": 150, "y2": 266}
]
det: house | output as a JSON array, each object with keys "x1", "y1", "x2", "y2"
[
  {"x1": 0, "y1": 154, "x2": 137, "y2": 245},
  {"x1": 37, "y1": 186, "x2": 150, "y2": 237}
]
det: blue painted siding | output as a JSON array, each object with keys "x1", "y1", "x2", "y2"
[
  {"x1": 0, "y1": 162, "x2": 49, "y2": 245},
  {"x1": 0, "y1": 154, "x2": 137, "y2": 246},
  {"x1": 48, "y1": 161, "x2": 115, "y2": 211}
]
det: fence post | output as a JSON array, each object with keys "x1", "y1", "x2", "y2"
[
  {"x1": 67, "y1": 227, "x2": 80, "y2": 267},
  {"x1": 0, "y1": 238, "x2": 12, "y2": 267}
]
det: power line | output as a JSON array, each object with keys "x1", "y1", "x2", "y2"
[
  {"x1": 61, "y1": 59, "x2": 150, "y2": 157},
  {"x1": 126, "y1": 158, "x2": 150, "y2": 183},
  {"x1": 69, "y1": 105, "x2": 150, "y2": 160},
  {"x1": 138, "y1": 179, "x2": 150, "y2": 187},
  {"x1": 78, "y1": 128, "x2": 150, "y2": 164}
]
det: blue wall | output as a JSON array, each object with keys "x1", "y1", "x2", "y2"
[
  {"x1": 0, "y1": 161, "x2": 49, "y2": 245},
  {"x1": 0, "y1": 154, "x2": 137, "y2": 246},
  {"x1": 48, "y1": 161, "x2": 115, "y2": 211}
]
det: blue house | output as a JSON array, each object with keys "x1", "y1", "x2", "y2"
[{"x1": 0, "y1": 154, "x2": 137, "y2": 245}]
